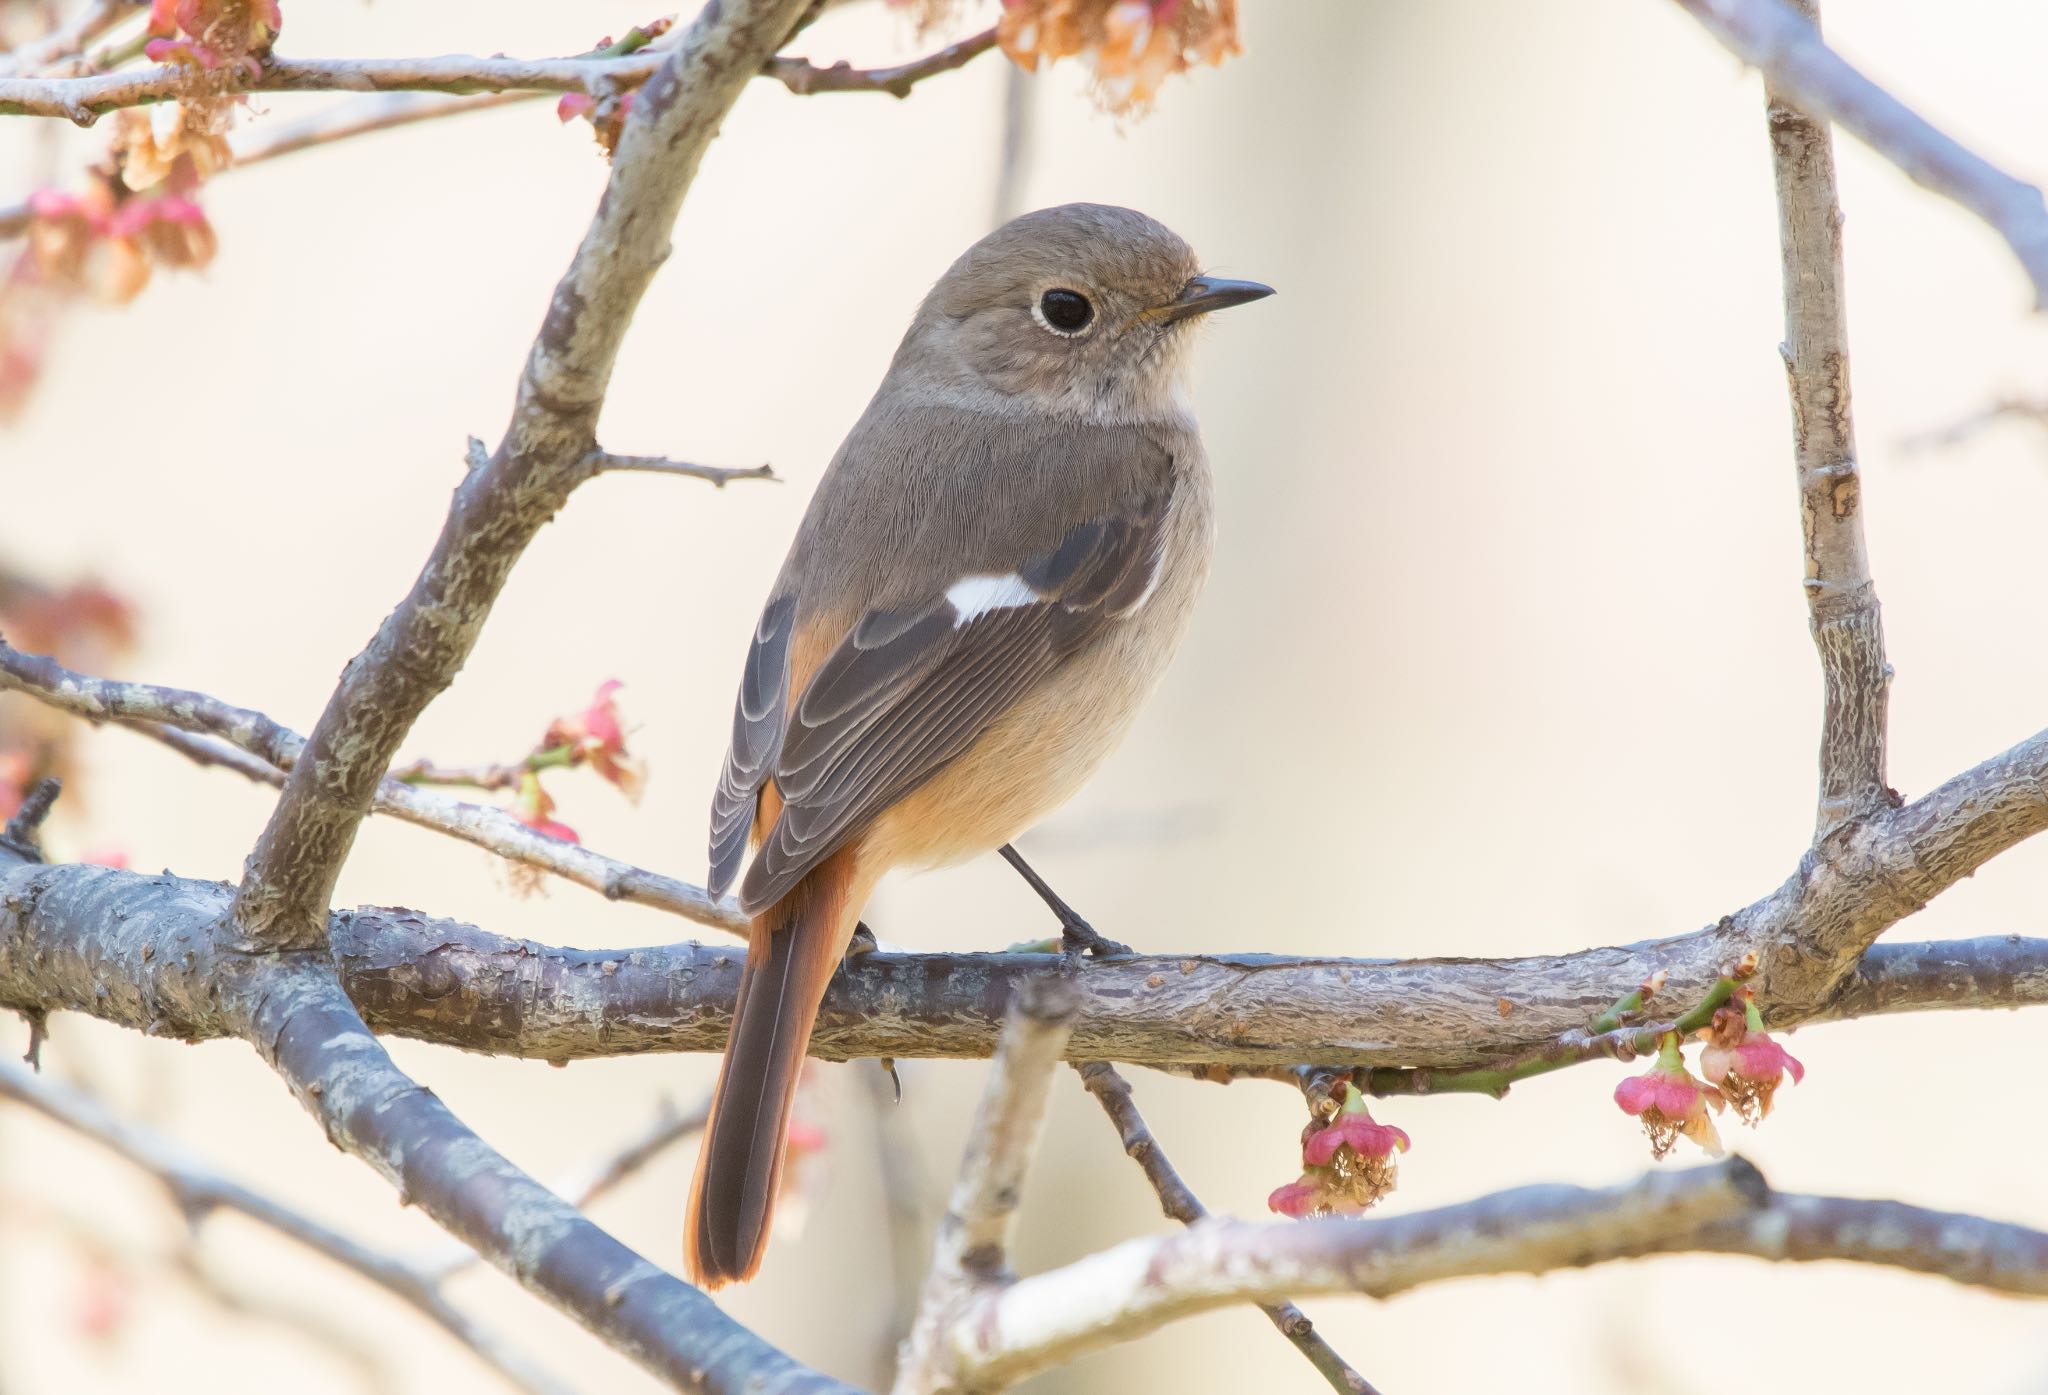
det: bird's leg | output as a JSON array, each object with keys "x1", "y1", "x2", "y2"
[{"x1": 998, "y1": 844, "x2": 1132, "y2": 958}]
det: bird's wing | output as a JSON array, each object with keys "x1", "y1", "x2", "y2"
[
  {"x1": 708, "y1": 594, "x2": 798, "y2": 899},
  {"x1": 708, "y1": 482, "x2": 1174, "y2": 912}
]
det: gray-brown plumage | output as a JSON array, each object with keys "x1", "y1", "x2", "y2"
[{"x1": 687, "y1": 203, "x2": 1271, "y2": 1287}]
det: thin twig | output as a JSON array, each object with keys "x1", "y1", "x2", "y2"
[
  {"x1": 0, "y1": 774, "x2": 60, "y2": 855},
  {"x1": 1762, "y1": 0, "x2": 1890, "y2": 839},
  {"x1": 763, "y1": 25, "x2": 998, "y2": 98},
  {"x1": 1670, "y1": 0, "x2": 2048, "y2": 309},
  {"x1": 588, "y1": 450, "x2": 778, "y2": 488},
  {"x1": 0, "y1": 643, "x2": 746, "y2": 934},
  {"x1": 0, "y1": 1055, "x2": 583, "y2": 1395},
  {"x1": 1076, "y1": 1062, "x2": 1380, "y2": 1395}
]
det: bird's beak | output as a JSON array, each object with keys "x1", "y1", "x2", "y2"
[{"x1": 1156, "y1": 274, "x2": 1276, "y2": 324}]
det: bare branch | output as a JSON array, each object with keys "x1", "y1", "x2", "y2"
[
  {"x1": 941, "y1": 1157, "x2": 2048, "y2": 1388},
  {"x1": 0, "y1": 50, "x2": 671, "y2": 118},
  {"x1": 1670, "y1": 0, "x2": 2048, "y2": 309},
  {"x1": 227, "y1": 0, "x2": 817, "y2": 952},
  {"x1": 1675, "y1": 1192, "x2": 2048, "y2": 1293},
  {"x1": 763, "y1": 25, "x2": 998, "y2": 98},
  {"x1": 1076, "y1": 1062, "x2": 1379, "y2": 1395},
  {"x1": 246, "y1": 967, "x2": 859, "y2": 1394},
  {"x1": 944, "y1": 1160, "x2": 1765, "y2": 1390},
  {"x1": 897, "y1": 977, "x2": 1078, "y2": 1395},
  {"x1": 0, "y1": 1055, "x2": 582, "y2": 1395},
  {"x1": 0, "y1": 641, "x2": 745, "y2": 934},
  {"x1": 7, "y1": 853, "x2": 2048, "y2": 1072},
  {"x1": 0, "y1": 24, "x2": 1001, "y2": 121},
  {"x1": 1760, "y1": 0, "x2": 1889, "y2": 839},
  {"x1": 415, "y1": 1094, "x2": 710, "y2": 1284},
  {"x1": 588, "y1": 450, "x2": 779, "y2": 488}
]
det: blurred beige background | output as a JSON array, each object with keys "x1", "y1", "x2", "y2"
[{"x1": 6, "y1": 0, "x2": 2048, "y2": 1390}]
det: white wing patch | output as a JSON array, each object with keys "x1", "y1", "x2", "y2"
[{"x1": 945, "y1": 573, "x2": 1040, "y2": 628}]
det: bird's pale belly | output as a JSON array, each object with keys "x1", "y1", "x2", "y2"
[{"x1": 864, "y1": 475, "x2": 1212, "y2": 873}]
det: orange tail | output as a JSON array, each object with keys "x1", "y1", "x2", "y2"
[{"x1": 685, "y1": 848, "x2": 859, "y2": 1287}]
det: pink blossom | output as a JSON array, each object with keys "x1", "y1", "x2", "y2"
[
  {"x1": 1700, "y1": 998, "x2": 1805, "y2": 1123},
  {"x1": 544, "y1": 679, "x2": 646, "y2": 800},
  {"x1": 1270, "y1": 1085, "x2": 1408, "y2": 1219},
  {"x1": 1303, "y1": 1112, "x2": 1411, "y2": 1167},
  {"x1": 1614, "y1": 1033, "x2": 1724, "y2": 1159}
]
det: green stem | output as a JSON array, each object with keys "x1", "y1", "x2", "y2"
[{"x1": 1361, "y1": 976, "x2": 1742, "y2": 1101}]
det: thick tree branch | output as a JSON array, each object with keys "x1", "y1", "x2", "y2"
[
  {"x1": 896, "y1": 977, "x2": 1077, "y2": 1395},
  {"x1": 6, "y1": 871, "x2": 2048, "y2": 1074},
  {"x1": 1763, "y1": 0, "x2": 1889, "y2": 839},
  {"x1": 30, "y1": 640, "x2": 2035, "y2": 1055},
  {"x1": 0, "y1": 641, "x2": 745, "y2": 934},
  {"x1": 227, "y1": 0, "x2": 816, "y2": 952},
  {"x1": 244, "y1": 966, "x2": 859, "y2": 1395},
  {"x1": 0, "y1": 1055, "x2": 582, "y2": 1395},
  {"x1": 1670, "y1": 0, "x2": 2048, "y2": 309},
  {"x1": 940, "y1": 1158, "x2": 2048, "y2": 1389},
  {"x1": 1076, "y1": 1062, "x2": 1378, "y2": 1395}
]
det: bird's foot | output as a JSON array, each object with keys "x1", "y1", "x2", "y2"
[
  {"x1": 843, "y1": 920, "x2": 880, "y2": 968},
  {"x1": 1058, "y1": 913, "x2": 1132, "y2": 962}
]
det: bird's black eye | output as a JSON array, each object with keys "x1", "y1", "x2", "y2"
[{"x1": 1038, "y1": 288, "x2": 1094, "y2": 334}]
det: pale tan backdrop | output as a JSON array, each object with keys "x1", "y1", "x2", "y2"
[{"x1": 5, "y1": 1, "x2": 2048, "y2": 1391}]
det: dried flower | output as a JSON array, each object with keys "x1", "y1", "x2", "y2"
[
  {"x1": 1615, "y1": 1033, "x2": 1724, "y2": 1159},
  {"x1": 997, "y1": 0, "x2": 1241, "y2": 114},
  {"x1": 26, "y1": 179, "x2": 215, "y2": 303},
  {"x1": 145, "y1": 0, "x2": 281, "y2": 77},
  {"x1": 558, "y1": 89, "x2": 639, "y2": 157},
  {"x1": 1699, "y1": 996, "x2": 1805, "y2": 1124}
]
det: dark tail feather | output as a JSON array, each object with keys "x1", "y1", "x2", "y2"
[{"x1": 685, "y1": 851, "x2": 856, "y2": 1288}]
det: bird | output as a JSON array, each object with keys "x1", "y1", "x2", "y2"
[{"x1": 685, "y1": 202, "x2": 1272, "y2": 1287}]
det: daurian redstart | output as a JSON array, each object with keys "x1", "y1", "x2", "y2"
[{"x1": 686, "y1": 203, "x2": 1272, "y2": 1286}]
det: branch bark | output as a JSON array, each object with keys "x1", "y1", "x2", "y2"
[
  {"x1": 227, "y1": 0, "x2": 815, "y2": 951},
  {"x1": 1763, "y1": 0, "x2": 1889, "y2": 839},
  {"x1": 1670, "y1": 0, "x2": 2048, "y2": 310},
  {"x1": 6, "y1": 864, "x2": 2048, "y2": 1073}
]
